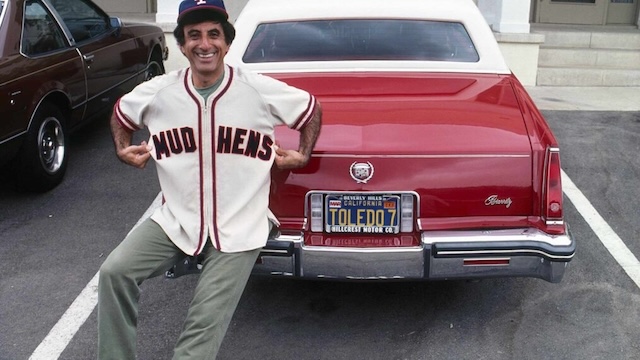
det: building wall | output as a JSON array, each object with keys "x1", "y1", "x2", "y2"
[{"x1": 94, "y1": 0, "x2": 151, "y2": 14}]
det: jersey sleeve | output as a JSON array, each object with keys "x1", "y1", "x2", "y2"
[
  {"x1": 113, "y1": 77, "x2": 163, "y2": 132},
  {"x1": 249, "y1": 71, "x2": 318, "y2": 131}
]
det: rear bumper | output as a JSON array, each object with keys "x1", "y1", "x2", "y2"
[{"x1": 253, "y1": 226, "x2": 575, "y2": 283}]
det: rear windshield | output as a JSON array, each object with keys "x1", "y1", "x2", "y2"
[{"x1": 243, "y1": 19, "x2": 480, "y2": 63}]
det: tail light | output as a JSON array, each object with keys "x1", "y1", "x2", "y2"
[
  {"x1": 543, "y1": 147, "x2": 564, "y2": 233},
  {"x1": 309, "y1": 193, "x2": 324, "y2": 232},
  {"x1": 400, "y1": 193, "x2": 414, "y2": 232}
]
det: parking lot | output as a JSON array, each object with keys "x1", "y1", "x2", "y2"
[
  {"x1": 2, "y1": 1, "x2": 640, "y2": 357},
  {"x1": 1, "y1": 93, "x2": 639, "y2": 359}
]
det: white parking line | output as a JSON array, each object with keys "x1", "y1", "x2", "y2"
[
  {"x1": 561, "y1": 170, "x2": 640, "y2": 288},
  {"x1": 29, "y1": 193, "x2": 162, "y2": 360},
  {"x1": 29, "y1": 172, "x2": 640, "y2": 359}
]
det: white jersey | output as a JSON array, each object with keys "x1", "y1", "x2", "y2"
[{"x1": 114, "y1": 65, "x2": 317, "y2": 254}]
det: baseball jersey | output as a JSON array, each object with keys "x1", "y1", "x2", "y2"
[{"x1": 114, "y1": 65, "x2": 317, "y2": 254}]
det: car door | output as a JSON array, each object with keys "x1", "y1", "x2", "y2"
[
  {"x1": 0, "y1": 0, "x2": 85, "y2": 143},
  {"x1": 48, "y1": 0, "x2": 139, "y2": 118}
]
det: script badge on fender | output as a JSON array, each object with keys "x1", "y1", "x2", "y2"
[{"x1": 350, "y1": 161, "x2": 374, "y2": 183}]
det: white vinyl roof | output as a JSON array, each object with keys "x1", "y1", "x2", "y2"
[{"x1": 226, "y1": 0, "x2": 511, "y2": 75}]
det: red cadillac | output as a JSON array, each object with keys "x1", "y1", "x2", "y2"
[{"x1": 222, "y1": 0, "x2": 575, "y2": 283}]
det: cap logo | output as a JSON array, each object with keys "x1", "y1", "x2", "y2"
[{"x1": 195, "y1": 0, "x2": 207, "y2": 4}]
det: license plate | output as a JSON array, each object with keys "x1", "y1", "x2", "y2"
[{"x1": 325, "y1": 194, "x2": 400, "y2": 234}]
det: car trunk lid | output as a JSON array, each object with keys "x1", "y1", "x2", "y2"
[{"x1": 269, "y1": 72, "x2": 533, "y2": 226}]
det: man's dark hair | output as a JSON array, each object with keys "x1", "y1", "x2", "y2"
[{"x1": 173, "y1": 10, "x2": 236, "y2": 46}]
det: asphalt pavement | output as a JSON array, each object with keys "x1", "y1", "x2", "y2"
[{"x1": 525, "y1": 85, "x2": 640, "y2": 111}]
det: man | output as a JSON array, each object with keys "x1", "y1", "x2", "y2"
[{"x1": 97, "y1": 0, "x2": 322, "y2": 358}]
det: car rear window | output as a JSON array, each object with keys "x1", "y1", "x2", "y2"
[{"x1": 242, "y1": 19, "x2": 480, "y2": 63}]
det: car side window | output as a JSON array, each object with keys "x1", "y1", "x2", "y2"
[
  {"x1": 22, "y1": 0, "x2": 67, "y2": 56},
  {"x1": 49, "y1": 0, "x2": 109, "y2": 43}
]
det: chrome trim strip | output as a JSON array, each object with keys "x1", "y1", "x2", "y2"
[
  {"x1": 303, "y1": 246, "x2": 423, "y2": 254},
  {"x1": 274, "y1": 234, "x2": 303, "y2": 243},
  {"x1": 261, "y1": 249, "x2": 290, "y2": 255},
  {"x1": 242, "y1": 65, "x2": 511, "y2": 76},
  {"x1": 313, "y1": 154, "x2": 530, "y2": 159},
  {"x1": 439, "y1": 249, "x2": 574, "y2": 260},
  {"x1": 422, "y1": 228, "x2": 573, "y2": 247},
  {"x1": 0, "y1": 130, "x2": 28, "y2": 145}
]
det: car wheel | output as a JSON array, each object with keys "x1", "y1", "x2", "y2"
[
  {"x1": 14, "y1": 102, "x2": 68, "y2": 192},
  {"x1": 144, "y1": 56, "x2": 164, "y2": 81}
]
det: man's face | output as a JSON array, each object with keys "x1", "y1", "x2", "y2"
[{"x1": 180, "y1": 21, "x2": 229, "y2": 87}]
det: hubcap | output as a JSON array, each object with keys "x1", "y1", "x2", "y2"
[
  {"x1": 145, "y1": 61, "x2": 161, "y2": 81},
  {"x1": 38, "y1": 117, "x2": 65, "y2": 174}
]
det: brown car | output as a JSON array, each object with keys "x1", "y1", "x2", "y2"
[{"x1": 0, "y1": 0, "x2": 167, "y2": 191}]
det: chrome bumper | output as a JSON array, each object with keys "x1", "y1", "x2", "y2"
[{"x1": 253, "y1": 227, "x2": 575, "y2": 283}]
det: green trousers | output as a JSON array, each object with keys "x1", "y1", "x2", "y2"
[{"x1": 98, "y1": 218, "x2": 260, "y2": 360}]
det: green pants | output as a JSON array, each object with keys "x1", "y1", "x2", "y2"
[{"x1": 98, "y1": 218, "x2": 260, "y2": 360}]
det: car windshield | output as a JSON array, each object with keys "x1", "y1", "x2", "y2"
[{"x1": 243, "y1": 19, "x2": 480, "y2": 63}]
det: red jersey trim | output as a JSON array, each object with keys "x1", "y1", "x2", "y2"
[
  {"x1": 292, "y1": 94, "x2": 317, "y2": 131},
  {"x1": 183, "y1": 68, "x2": 207, "y2": 256},
  {"x1": 114, "y1": 99, "x2": 139, "y2": 132},
  {"x1": 182, "y1": 67, "x2": 235, "y2": 255},
  {"x1": 209, "y1": 67, "x2": 235, "y2": 252}
]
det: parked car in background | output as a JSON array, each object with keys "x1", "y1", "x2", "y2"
[
  {"x1": 223, "y1": 0, "x2": 575, "y2": 283},
  {"x1": 0, "y1": 0, "x2": 167, "y2": 191}
]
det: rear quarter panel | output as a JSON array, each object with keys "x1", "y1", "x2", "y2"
[{"x1": 507, "y1": 74, "x2": 561, "y2": 223}]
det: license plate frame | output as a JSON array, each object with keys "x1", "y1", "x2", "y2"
[{"x1": 325, "y1": 194, "x2": 401, "y2": 234}]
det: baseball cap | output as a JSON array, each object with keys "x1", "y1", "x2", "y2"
[{"x1": 177, "y1": 0, "x2": 228, "y2": 23}]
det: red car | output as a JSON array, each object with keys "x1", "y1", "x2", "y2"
[
  {"x1": 223, "y1": 0, "x2": 575, "y2": 283},
  {"x1": 0, "y1": 0, "x2": 167, "y2": 191}
]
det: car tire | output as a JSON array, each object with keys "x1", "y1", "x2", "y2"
[
  {"x1": 144, "y1": 54, "x2": 165, "y2": 81},
  {"x1": 14, "y1": 102, "x2": 68, "y2": 192}
]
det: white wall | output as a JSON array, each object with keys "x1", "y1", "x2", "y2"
[
  {"x1": 477, "y1": 0, "x2": 531, "y2": 33},
  {"x1": 94, "y1": 0, "x2": 149, "y2": 14}
]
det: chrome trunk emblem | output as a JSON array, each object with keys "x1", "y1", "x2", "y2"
[
  {"x1": 350, "y1": 161, "x2": 374, "y2": 183},
  {"x1": 485, "y1": 195, "x2": 513, "y2": 208}
]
